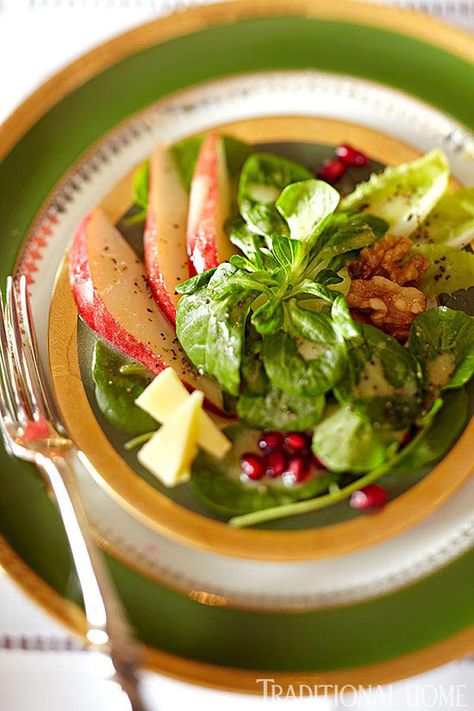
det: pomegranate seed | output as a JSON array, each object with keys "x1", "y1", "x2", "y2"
[
  {"x1": 258, "y1": 430, "x2": 283, "y2": 453},
  {"x1": 240, "y1": 452, "x2": 265, "y2": 480},
  {"x1": 284, "y1": 456, "x2": 311, "y2": 484},
  {"x1": 335, "y1": 143, "x2": 369, "y2": 167},
  {"x1": 318, "y1": 158, "x2": 346, "y2": 184},
  {"x1": 284, "y1": 432, "x2": 310, "y2": 454},
  {"x1": 265, "y1": 451, "x2": 287, "y2": 478},
  {"x1": 350, "y1": 484, "x2": 388, "y2": 511}
]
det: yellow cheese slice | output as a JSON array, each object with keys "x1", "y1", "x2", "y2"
[
  {"x1": 135, "y1": 368, "x2": 231, "y2": 459},
  {"x1": 137, "y1": 390, "x2": 203, "y2": 487}
]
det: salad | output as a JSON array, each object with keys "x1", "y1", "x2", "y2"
[{"x1": 69, "y1": 132, "x2": 474, "y2": 528}]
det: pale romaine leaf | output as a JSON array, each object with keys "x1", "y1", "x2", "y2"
[
  {"x1": 414, "y1": 244, "x2": 474, "y2": 297},
  {"x1": 340, "y1": 149, "x2": 449, "y2": 238},
  {"x1": 275, "y1": 179, "x2": 339, "y2": 241},
  {"x1": 408, "y1": 307, "x2": 474, "y2": 391},
  {"x1": 412, "y1": 187, "x2": 474, "y2": 249}
]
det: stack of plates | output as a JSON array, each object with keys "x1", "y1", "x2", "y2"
[{"x1": 0, "y1": 0, "x2": 472, "y2": 691}]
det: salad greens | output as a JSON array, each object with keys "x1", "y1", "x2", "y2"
[
  {"x1": 335, "y1": 323, "x2": 422, "y2": 429},
  {"x1": 92, "y1": 340, "x2": 155, "y2": 436},
  {"x1": 191, "y1": 424, "x2": 336, "y2": 516},
  {"x1": 229, "y1": 397, "x2": 444, "y2": 527},
  {"x1": 95, "y1": 138, "x2": 474, "y2": 526},
  {"x1": 412, "y1": 187, "x2": 474, "y2": 249},
  {"x1": 408, "y1": 307, "x2": 474, "y2": 392},
  {"x1": 414, "y1": 243, "x2": 474, "y2": 298},
  {"x1": 238, "y1": 152, "x2": 313, "y2": 236},
  {"x1": 312, "y1": 405, "x2": 389, "y2": 474},
  {"x1": 339, "y1": 149, "x2": 449, "y2": 238}
]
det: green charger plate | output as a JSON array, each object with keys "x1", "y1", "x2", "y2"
[{"x1": 0, "y1": 0, "x2": 473, "y2": 691}]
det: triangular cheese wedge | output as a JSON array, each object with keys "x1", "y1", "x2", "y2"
[
  {"x1": 137, "y1": 390, "x2": 203, "y2": 487},
  {"x1": 135, "y1": 368, "x2": 231, "y2": 459}
]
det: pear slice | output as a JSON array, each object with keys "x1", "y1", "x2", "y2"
[
  {"x1": 136, "y1": 368, "x2": 231, "y2": 459},
  {"x1": 137, "y1": 390, "x2": 203, "y2": 487}
]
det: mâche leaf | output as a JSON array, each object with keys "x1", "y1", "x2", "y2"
[
  {"x1": 238, "y1": 153, "x2": 312, "y2": 236},
  {"x1": 176, "y1": 265, "x2": 257, "y2": 396},
  {"x1": 260, "y1": 302, "x2": 346, "y2": 397},
  {"x1": 275, "y1": 179, "x2": 340, "y2": 242}
]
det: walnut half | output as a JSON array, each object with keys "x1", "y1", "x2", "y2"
[
  {"x1": 348, "y1": 234, "x2": 428, "y2": 286},
  {"x1": 347, "y1": 276, "x2": 427, "y2": 341}
]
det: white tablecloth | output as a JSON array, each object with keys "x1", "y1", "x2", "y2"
[{"x1": 0, "y1": 1, "x2": 473, "y2": 709}]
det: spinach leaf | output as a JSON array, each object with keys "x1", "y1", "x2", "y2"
[
  {"x1": 275, "y1": 179, "x2": 340, "y2": 242},
  {"x1": 175, "y1": 264, "x2": 256, "y2": 396},
  {"x1": 408, "y1": 307, "x2": 474, "y2": 391},
  {"x1": 392, "y1": 388, "x2": 469, "y2": 474},
  {"x1": 191, "y1": 424, "x2": 336, "y2": 517},
  {"x1": 336, "y1": 323, "x2": 422, "y2": 428},
  {"x1": 237, "y1": 385, "x2": 325, "y2": 431},
  {"x1": 238, "y1": 153, "x2": 312, "y2": 236},
  {"x1": 312, "y1": 405, "x2": 388, "y2": 473},
  {"x1": 261, "y1": 303, "x2": 346, "y2": 397},
  {"x1": 92, "y1": 339, "x2": 155, "y2": 436}
]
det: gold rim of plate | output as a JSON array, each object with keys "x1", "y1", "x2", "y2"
[{"x1": 49, "y1": 115, "x2": 474, "y2": 563}]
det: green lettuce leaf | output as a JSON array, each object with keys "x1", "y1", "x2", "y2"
[
  {"x1": 92, "y1": 340, "x2": 154, "y2": 436},
  {"x1": 237, "y1": 386, "x2": 325, "y2": 431},
  {"x1": 414, "y1": 243, "x2": 474, "y2": 298},
  {"x1": 340, "y1": 149, "x2": 449, "y2": 238},
  {"x1": 412, "y1": 187, "x2": 474, "y2": 249},
  {"x1": 335, "y1": 323, "x2": 422, "y2": 428},
  {"x1": 238, "y1": 152, "x2": 312, "y2": 236},
  {"x1": 312, "y1": 405, "x2": 388, "y2": 473},
  {"x1": 275, "y1": 179, "x2": 340, "y2": 241},
  {"x1": 175, "y1": 264, "x2": 256, "y2": 396},
  {"x1": 408, "y1": 307, "x2": 474, "y2": 391}
]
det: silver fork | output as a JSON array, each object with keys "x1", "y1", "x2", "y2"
[{"x1": 0, "y1": 275, "x2": 149, "y2": 711}]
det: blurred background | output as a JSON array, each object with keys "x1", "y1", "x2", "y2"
[{"x1": 0, "y1": 1, "x2": 473, "y2": 709}]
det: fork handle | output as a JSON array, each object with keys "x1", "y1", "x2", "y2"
[{"x1": 35, "y1": 451, "x2": 149, "y2": 711}]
